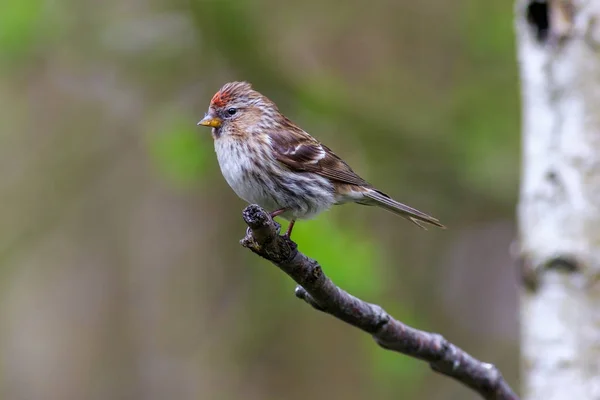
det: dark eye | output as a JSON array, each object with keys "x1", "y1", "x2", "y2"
[{"x1": 226, "y1": 107, "x2": 237, "y2": 116}]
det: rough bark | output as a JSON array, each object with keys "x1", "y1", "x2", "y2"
[
  {"x1": 240, "y1": 205, "x2": 518, "y2": 400},
  {"x1": 516, "y1": 1, "x2": 600, "y2": 399}
]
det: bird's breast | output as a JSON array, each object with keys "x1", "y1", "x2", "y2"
[
  {"x1": 214, "y1": 138, "x2": 274, "y2": 204},
  {"x1": 214, "y1": 137, "x2": 336, "y2": 219}
]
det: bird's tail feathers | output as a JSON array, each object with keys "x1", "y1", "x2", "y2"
[{"x1": 362, "y1": 189, "x2": 445, "y2": 229}]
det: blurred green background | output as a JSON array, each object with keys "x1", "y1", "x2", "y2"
[{"x1": 0, "y1": 0, "x2": 519, "y2": 399}]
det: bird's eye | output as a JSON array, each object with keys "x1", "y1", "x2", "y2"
[{"x1": 226, "y1": 108, "x2": 237, "y2": 116}]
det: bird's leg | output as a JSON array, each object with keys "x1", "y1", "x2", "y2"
[
  {"x1": 269, "y1": 209, "x2": 294, "y2": 237},
  {"x1": 270, "y1": 208, "x2": 287, "y2": 218},
  {"x1": 284, "y1": 219, "x2": 296, "y2": 238}
]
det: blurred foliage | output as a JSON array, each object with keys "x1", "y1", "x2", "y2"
[
  {"x1": 463, "y1": 1, "x2": 516, "y2": 58},
  {"x1": 148, "y1": 113, "x2": 212, "y2": 185},
  {"x1": 452, "y1": 0, "x2": 520, "y2": 203},
  {"x1": 0, "y1": 0, "x2": 42, "y2": 57},
  {"x1": 0, "y1": 0, "x2": 519, "y2": 399},
  {"x1": 290, "y1": 217, "x2": 384, "y2": 297}
]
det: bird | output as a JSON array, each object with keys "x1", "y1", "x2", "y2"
[{"x1": 197, "y1": 81, "x2": 444, "y2": 238}]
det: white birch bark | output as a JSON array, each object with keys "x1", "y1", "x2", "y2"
[{"x1": 517, "y1": 1, "x2": 600, "y2": 399}]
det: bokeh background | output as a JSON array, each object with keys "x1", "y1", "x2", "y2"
[{"x1": 0, "y1": 0, "x2": 519, "y2": 399}]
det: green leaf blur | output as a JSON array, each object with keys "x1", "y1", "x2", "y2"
[
  {"x1": 0, "y1": 0, "x2": 43, "y2": 56},
  {"x1": 289, "y1": 216, "x2": 384, "y2": 298},
  {"x1": 148, "y1": 117, "x2": 211, "y2": 185}
]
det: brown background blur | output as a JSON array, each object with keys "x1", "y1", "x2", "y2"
[{"x1": 0, "y1": 0, "x2": 519, "y2": 399}]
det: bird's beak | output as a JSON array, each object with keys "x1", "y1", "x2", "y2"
[{"x1": 197, "y1": 114, "x2": 222, "y2": 128}]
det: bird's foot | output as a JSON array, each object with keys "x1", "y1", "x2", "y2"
[{"x1": 270, "y1": 208, "x2": 287, "y2": 218}]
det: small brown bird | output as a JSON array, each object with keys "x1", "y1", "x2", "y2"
[{"x1": 198, "y1": 81, "x2": 444, "y2": 237}]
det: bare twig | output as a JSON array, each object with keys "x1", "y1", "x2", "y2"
[{"x1": 240, "y1": 204, "x2": 519, "y2": 400}]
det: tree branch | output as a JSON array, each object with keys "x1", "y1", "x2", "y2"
[{"x1": 240, "y1": 204, "x2": 519, "y2": 400}]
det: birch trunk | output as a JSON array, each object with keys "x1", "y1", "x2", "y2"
[{"x1": 517, "y1": 1, "x2": 600, "y2": 399}]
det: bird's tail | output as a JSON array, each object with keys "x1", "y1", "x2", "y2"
[{"x1": 361, "y1": 189, "x2": 445, "y2": 229}]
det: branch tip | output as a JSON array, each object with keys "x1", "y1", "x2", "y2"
[
  {"x1": 295, "y1": 286, "x2": 326, "y2": 311},
  {"x1": 242, "y1": 204, "x2": 270, "y2": 228},
  {"x1": 241, "y1": 204, "x2": 281, "y2": 245}
]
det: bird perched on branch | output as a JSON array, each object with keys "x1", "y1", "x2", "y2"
[{"x1": 197, "y1": 81, "x2": 444, "y2": 238}]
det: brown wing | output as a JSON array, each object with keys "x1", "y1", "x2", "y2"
[
  {"x1": 268, "y1": 124, "x2": 370, "y2": 187},
  {"x1": 268, "y1": 122, "x2": 445, "y2": 229}
]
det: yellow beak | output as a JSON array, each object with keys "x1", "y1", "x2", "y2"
[{"x1": 197, "y1": 114, "x2": 222, "y2": 128}]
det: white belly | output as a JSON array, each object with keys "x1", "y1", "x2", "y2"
[{"x1": 214, "y1": 138, "x2": 335, "y2": 219}]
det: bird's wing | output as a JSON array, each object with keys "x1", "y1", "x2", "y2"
[
  {"x1": 268, "y1": 122, "x2": 445, "y2": 229},
  {"x1": 268, "y1": 123, "x2": 370, "y2": 187}
]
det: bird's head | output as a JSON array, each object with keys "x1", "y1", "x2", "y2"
[{"x1": 197, "y1": 81, "x2": 276, "y2": 138}]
